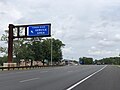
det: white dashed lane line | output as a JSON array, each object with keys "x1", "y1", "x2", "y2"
[{"x1": 19, "y1": 78, "x2": 40, "y2": 83}]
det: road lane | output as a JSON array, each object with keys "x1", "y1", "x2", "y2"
[
  {"x1": 66, "y1": 65, "x2": 107, "y2": 90},
  {"x1": 73, "y1": 65, "x2": 120, "y2": 90},
  {"x1": 0, "y1": 65, "x2": 105, "y2": 90}
]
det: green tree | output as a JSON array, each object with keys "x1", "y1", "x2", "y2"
[
  {"x1": 0, "y1": 30, "x2": 65, "y2": 66},
  {"x1": 0, "y1": 30, "x2": 8, "y2": 54},
  {"x1": 0, "y1": 56, "x2": 7, "y2": 66},
  {"x1": 41, "y1": 38, "x2": 65, "y2": 65},
  {"x1": 79, "y1": 57, "x2": 93, "y2": 65},
  {"x1": 52, "y1": 38, "x2": 65, "y2": 64},
  {"x1": 31, "y1": 40, "x2": 44, "y2": 65}
]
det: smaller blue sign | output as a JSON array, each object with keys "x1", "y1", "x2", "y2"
[{"x1": 28, "y1": 25, "x2": 50, "y2": 36}]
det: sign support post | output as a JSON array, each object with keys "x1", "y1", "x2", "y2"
[{"x1": 8, "y1": 24, "x2": 14, "y2": 63}]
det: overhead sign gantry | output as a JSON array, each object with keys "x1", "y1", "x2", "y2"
[{"x1": 8, "y1": 24, "x2": 51, "y2": 63}]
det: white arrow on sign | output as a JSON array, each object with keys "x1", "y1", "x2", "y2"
[{"x1": 31, "y1": 30, "x2": 34, "y2": 33}]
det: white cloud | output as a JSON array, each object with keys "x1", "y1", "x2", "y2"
[
  {"x1": 62, "y1": 47, "x2": 73, "y2": 53},
  {"x1": 88, "y1": 49, "x2": 116, "y2": 56},
  {"x1": 0, "y1": 1, "x2": 22, "y2": 36},
  {"x1": 88, "y1": 47, "x2": 119, "y2": 59},
  {"x1": 98, "y1": 39, "x2": 115, "y2": 47},
  {"x1": 114, "y1": 34, "x2": 120, "y2": 41}
]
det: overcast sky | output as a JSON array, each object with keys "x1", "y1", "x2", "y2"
[{"x1": 0, "y1": 0, "x2": 120, "y2": 60}]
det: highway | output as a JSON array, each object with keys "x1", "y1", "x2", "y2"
[{"x1": 0, "y1": 65, "x2": 119, "y2": 90}]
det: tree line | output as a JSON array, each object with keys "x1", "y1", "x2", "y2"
[
  {"x1": 0, "y1": 30, "x2": 65, "y2": 66},
  {"x1": 95, "y1": 57, "x2": 120, "y2": 65},
  {"x1": 79, "y1": 56, "x2": 120, "y2": 65},
  {"x1": 79, "y1": 57, "x2": 93, "y2": 65}
]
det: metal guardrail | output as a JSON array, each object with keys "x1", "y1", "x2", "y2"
[{"x1": 0, "y1": 65, "x2": 64, "y2": 71}]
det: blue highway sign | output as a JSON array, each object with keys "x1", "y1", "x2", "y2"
[{"x1": 28, "y1": 24, "x2": 51, "y2": 37}]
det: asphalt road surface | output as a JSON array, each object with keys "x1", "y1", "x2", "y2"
[{"x1": 0, "y1": 65, "x2": 119, "y2": 90}]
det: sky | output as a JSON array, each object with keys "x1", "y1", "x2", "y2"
[{"x1": 0, "y1": 0, "x2": 120, "y2": 60}]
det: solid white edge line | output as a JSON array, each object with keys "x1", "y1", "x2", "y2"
[
  {"x1": 20, "y1": 78, "x2": 40, "y2": 83},
  {"x1": 66, "y1": 65, "x2": 107, "y2": 90}
]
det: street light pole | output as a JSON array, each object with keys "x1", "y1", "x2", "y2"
[{"x1": 51, "y1": 36, "x2": 53, "y2": 65}]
